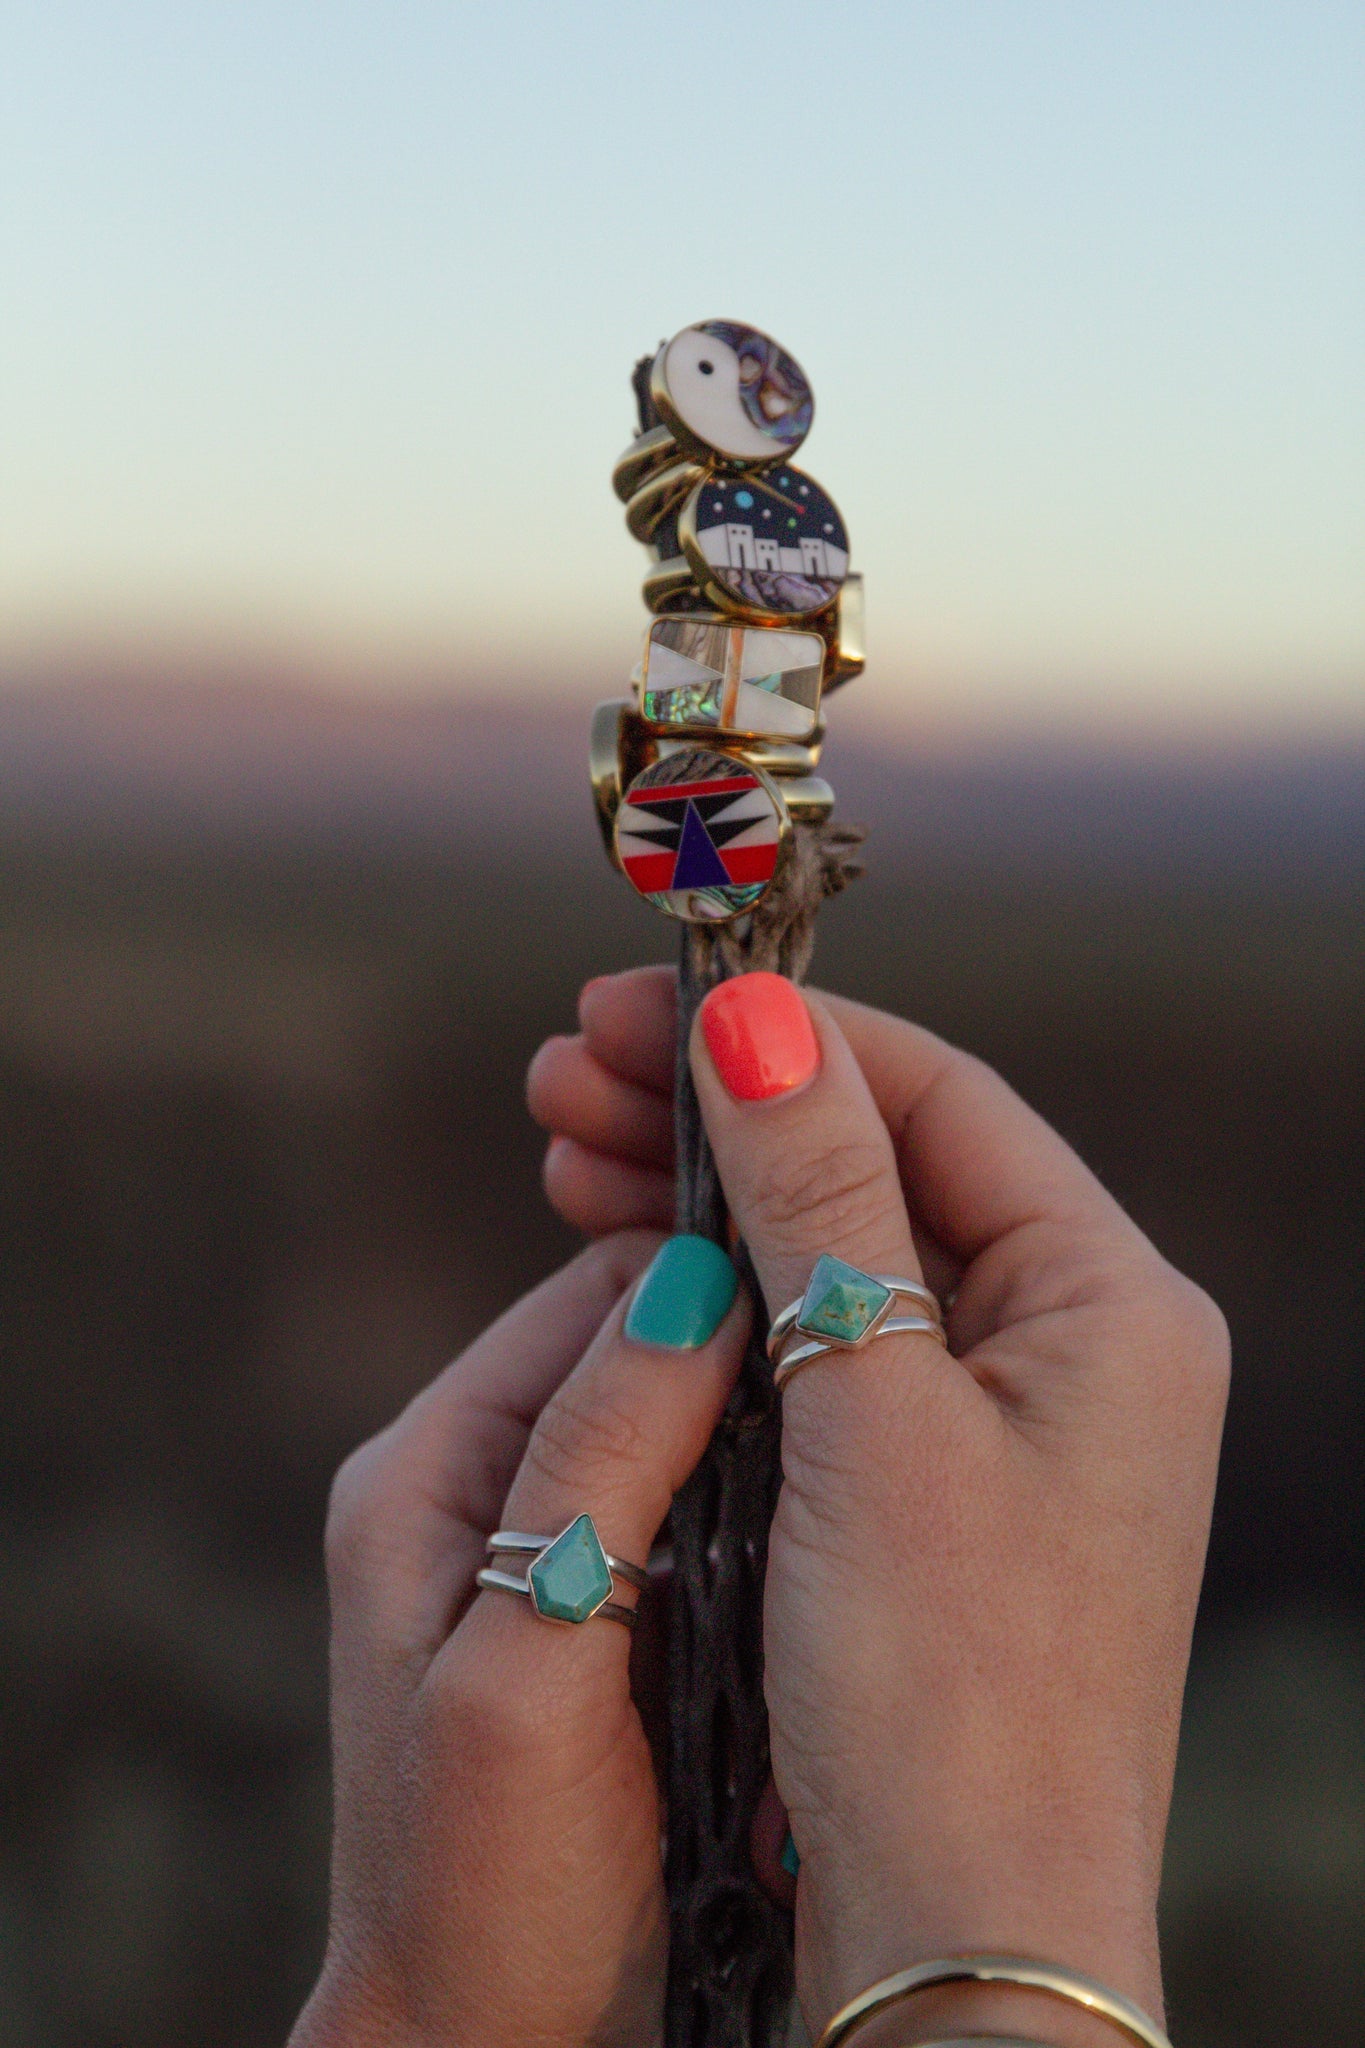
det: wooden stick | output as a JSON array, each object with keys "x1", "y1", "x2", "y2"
[
  {"x1": 666, "y1": 826, "x2": 863, "y2": 2048},
  {"x1": 626, "y1": 353, "x2": 864, "y2": 2045}
]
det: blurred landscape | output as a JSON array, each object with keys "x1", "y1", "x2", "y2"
[{"x1": 1, "y1": 680, "x2": 1361, "y2": 2048}]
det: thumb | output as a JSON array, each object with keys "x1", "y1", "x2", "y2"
[
  {"x1": 689, "y1": 974, "x2": 930, "y2": 1349},
  {"x1": 476, "y1": 1233, "x2": 750, "y2": 1651}
]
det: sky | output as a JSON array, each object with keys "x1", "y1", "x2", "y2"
[{"x1": 2, "y1": 1, "x2": 1362, "y2": 741}]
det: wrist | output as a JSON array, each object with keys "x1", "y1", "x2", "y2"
[
  {"x1": 289, "y1": 1950, "x2": 412, "y2": 2048},
  {"x1": 797, "y1": 1793, "x2": 1166, "y2": 2035}
]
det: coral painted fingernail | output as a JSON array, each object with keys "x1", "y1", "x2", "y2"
[
  {"x1": 699, "y1": 974, "x2": 819, "y2": 1101},
  {"x1": 625, "y1": 1235, "x2": 739, "y2": 1350}
]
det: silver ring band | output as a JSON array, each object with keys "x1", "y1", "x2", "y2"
[
  {"x1": 766, "y1": 1273, "x2": 942, "y2": 1361},
  {"x1": 773, "y1": 1315, "x2": 947, "y2": 1392},
  {"x1": 487, "y1": 1530, "x2": 649, "y2": 1593},
  {"x1": 476, "y1": 1566, "x2": 637, "y2": 1630}
]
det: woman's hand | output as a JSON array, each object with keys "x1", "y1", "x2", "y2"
[
  {"x1": 529, "y1": 969, "x2": 1229, "y2": 2045},
  {"x1": 290, "y1": 1229, "x2": 748, "y2": 2048}
]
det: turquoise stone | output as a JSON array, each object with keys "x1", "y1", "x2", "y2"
[
  {"x1": 527, "y1": 1515, "x2": 614, "y2": 1624},
  {"x1": 796, "y1": 1255, "x2": 891, "y2": 1345}
]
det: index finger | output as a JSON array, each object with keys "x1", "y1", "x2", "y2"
[{"x1": 325, "y1": 1232, "x2": 661, "y2": 1663}]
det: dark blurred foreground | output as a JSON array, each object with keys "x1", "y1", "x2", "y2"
[{"x1": 1, "y1": 685, "x2": 1361, "y2": 2048}]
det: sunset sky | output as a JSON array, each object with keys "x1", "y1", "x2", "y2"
[{"x1": 3, "y1": 2, "x2": 1361, "y2": 740}]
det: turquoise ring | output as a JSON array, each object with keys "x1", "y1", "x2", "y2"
[
  {"x1": 477, "y1": 1515, "x2": 644, "y2": 1629},
  {"x1": 768, "y1": 1255, "x2": 946, "y2": 1392}
]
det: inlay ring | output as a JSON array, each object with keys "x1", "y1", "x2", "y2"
[
  {"x1": 767, "y1": 1258, "x2": 944, "y2": 1364},
  {"x1": 477, "y1": 1515, "x2": 644, "y2": 1629}
]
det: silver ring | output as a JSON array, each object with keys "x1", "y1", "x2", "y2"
[
  {"x1": 477, "y1": 1514, "x2": 642, "y2": 1628},
  {"x1": 487, "y1": 1529, "x2": 649, "y2": 1593},
  {"x1": 767, "y1": 1267, "x2": 942, "y2": 1362},
  {"x1": 475, "y1": 1567, "x2": 637, "y2": 1630},
  {"x1": 773, "y1": 1315, "x2": 947, "y2": 1392}
]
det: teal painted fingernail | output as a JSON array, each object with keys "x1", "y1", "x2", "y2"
[
  {"x1": 625, "y1": 1235, "x2": 738, "y2": 1350},
  {"x1": 780, "y1": 1832, "x2": 800, "y2": 1878}
]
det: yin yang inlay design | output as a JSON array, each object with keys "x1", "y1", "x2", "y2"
[
  {"x1": 639, "y1": 619, "x2": 824, "y2": 741},
  {"x1": 659, "y1": 321, "x2": 813, "y2": 463},
  {"x1": 682, "y1": 469, "x2": 849, "y2": 620}
]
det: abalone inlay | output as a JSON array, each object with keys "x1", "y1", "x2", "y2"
[
  {"x1": 684, "y1": 469, "x2": 849, "y2": 620},
  {"x1": 639, "y1": 619, "x2": 824, "y2": 741}
]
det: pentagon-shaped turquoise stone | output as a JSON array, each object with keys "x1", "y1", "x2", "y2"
[
  {"x1": 796, "y1": 1255, "x2": 891, "y2": 1344},
  {"x1": 527, "y1": 1515, "x2": 614, "y2": 1624}
]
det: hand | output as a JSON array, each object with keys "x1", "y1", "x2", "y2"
[
  {"x1": 290, "y1": 1230, "x2": 749, "y2": 2048},
  {"x1": 529, "y1": 969, "x2": 1229, "y2": 2045}
]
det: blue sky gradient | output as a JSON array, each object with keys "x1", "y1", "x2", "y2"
[{"x1": 3, "y1": 2, "x2": 1361, "y2": 737}]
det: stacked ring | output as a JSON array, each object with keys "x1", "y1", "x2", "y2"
[
  {"x1": 768, "y1": 1255, "x2": 947, "y2": 1392},
  {"x1": 477, "y1": 1515, "x2": 645, "y2": 1630}
]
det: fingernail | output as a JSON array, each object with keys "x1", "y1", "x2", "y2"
[
  {"x1": 780, "y1": 1832, "x2": 800, "y2": 1878},
  {"x1": 699, "y1": 974, "x2": 819, "y2": 1102},
  {"x1": 625, "y1": 1235, "x2": 739, "y2": 1350}
]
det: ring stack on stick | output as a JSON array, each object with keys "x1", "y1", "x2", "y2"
[
  {"x1": 587, "y1": 324, "x2": 868, "y2": 2048},
  {"x1": 591, "y1": 319, "x2": 864, "y2": 926}
]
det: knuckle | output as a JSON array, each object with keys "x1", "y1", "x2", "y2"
[
  {"x1": 589, "y1": 1220, "x2": 663, "y2": 1286},
  {"x1": 521, "y1": 1373, "x2": 650, "y2": 1494},
  {"x1": 1166, "y1": 1272, "x2": 1232, "y2": 1394},
  {"x1": 323, "y1": 1435, "x2": 391, "y2": 1590},
  {"x1": 574, "y1": 1227, "x2": 662, "y2": 1299},
  {"x1": 751, "y1": 1135, "x2": 894, "y2": 1247},
  {"x1": 425, "y1": 1647, "x2": 535, "y2": 1765}
]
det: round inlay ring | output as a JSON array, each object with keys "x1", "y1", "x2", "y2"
[
  {"x1": 614, "y1": 746, "x2": 791, "y2": 926},
  {"x1": 678, "y1": 467, "x2": 849, "y2": 624},
  {"x1": 650, "y1": 319, "x2": 814, "y2": 466}
]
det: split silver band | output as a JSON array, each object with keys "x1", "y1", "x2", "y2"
[
  {"x1": 768, "y1": 1258, "x2": 949, "y2": 1394},
  {"x1": 476, "y1": 1515, "x2": 645, "y2": 1630},
  {"x1": 773, "y1": 1315, "x2": 947, "y2": 1392},
  {"x1": 487, "y1": 1530, "x2": 649, "y2": 1592},
  {"x1": 475, "y1": 1566, "x2": 638, "y2": 1630},
  {"x1": 766, "y1": 1274, "x2": 943, "y2": 1362}
]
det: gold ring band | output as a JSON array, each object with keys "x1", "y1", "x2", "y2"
[{"x1": 814, "y1": 1955, "x2": 1172, "y2": 2048}]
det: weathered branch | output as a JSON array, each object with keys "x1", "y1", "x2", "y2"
[
  {"x1": 666, "y1": 820, "x2": 864, "y2": 2048},
  {"x1": 625, "y1": 349, "x2": 865, "y2": 2045}
]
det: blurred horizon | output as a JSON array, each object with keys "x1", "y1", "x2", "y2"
[{"x1": 4, "y1": 1, "x2": 1362, "y2": 744}]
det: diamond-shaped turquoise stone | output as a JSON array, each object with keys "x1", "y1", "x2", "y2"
[
  {"x1": 527, "y1": 1515, "x2": 614, "y2": 1624},
  {"x1": 796, "y1": 1255, "x2": 892, "y2": 1344}
]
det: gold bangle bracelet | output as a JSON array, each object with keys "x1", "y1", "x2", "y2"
[{"x1": 814, "y1": 1956, "x2": 1171, "y2": 2048}]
